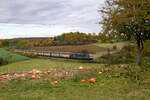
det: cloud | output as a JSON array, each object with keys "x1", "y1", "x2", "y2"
[{"x1": 0, "y1": 0, "x2": 105, "y2": 39}]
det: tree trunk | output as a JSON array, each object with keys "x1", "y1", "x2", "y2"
[{"x1": 135, "y1": 46, "x2": 142, "y2": 65}]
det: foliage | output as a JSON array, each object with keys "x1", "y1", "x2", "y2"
[
  {"x1": 143, "y1": 40, "x2": 150, "y2": 56},
  {"x1": 99, "y1": 0, "x2": 150, "y2": 65},
  {"x1": 1, "y1": 40, "x2": 10, "y2": 47},
  {"x1": 96, "y1": 45, "x2": 136, "y2": 64},
  {"x1": 16, "y1": 40, "x2": 33, "y2": 49},
  {"x1": 53, "y1": 32, "x2": 98, "y2": 45},
  {"x1": 0, "y1": 41, "x2": 3, "y2": 47},
  {"x1": 35, "y1": 39, "x2": 54, "y2": 47},
  {"x1": 0, "y1": 58, "x2": 10, "y2": 65},
  {"x1": 22, "y1": 52, "x2": 37, "y2": 58},
  {"x1": 80, "y1": 49, "x2": 94, "y2": 54}
]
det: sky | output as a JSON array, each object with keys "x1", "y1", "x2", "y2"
[{"x1": 0, "y1": 0, "x2": 105, "y2": 39}]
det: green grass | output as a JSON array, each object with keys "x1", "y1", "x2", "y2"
[
  {"x1": 0, "y1": 58, "x2": 102, "y2": 74},
  {"x1": 0, "y1": 44, "x2": 150, "y2": 100},
  {"x1": 0, "y1": 48, "x2": 30, "y2": 62},
  {"x1": 0, "y1": 63, "x2": 150, "y2": 100},
  {"x1": 94, "y1": 42, "x2": 129, "y2": 49},
  {"x1": 93, "y1": 42, "x2": 130, "y2": 60}
]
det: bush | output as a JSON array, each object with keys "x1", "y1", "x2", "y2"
[
  {"x1": 80, "y1": 49, "x2": 94, "y2": 54},
  {"x1": 143, "y1": 40, "x2": 150, "y2": 57},
  {"x1": 95, "y1": 45, "x2": 136, "y2": 64},
  {"x1": 24, "y1": 52, "x2": 37, "y2": 58},
  {"x1": 0, "y1": 58, "x2": 10, "y2": 65},
  {"x1": 112, "y1": 45, "x2": 117, "y2": 50}
]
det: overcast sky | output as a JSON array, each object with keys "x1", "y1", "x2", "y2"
[{"x1": 0, "y1": 0, "x2": 105, "y2": 39}]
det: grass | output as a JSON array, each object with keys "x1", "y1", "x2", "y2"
[
  {"x1": 0, "y1": 42, "x2": 150, "y2": 100},
  {"x1": 94, "y1": 41, "x2": 129, "y2": 49},
  {"x1": 0, "y1": 58, "x2": 102, "y2": 74},
  {"x1": 0, "y1": 63, "x2": 150, "y2": 100},
  {"x1": 93, "y1": 42, "x2": 130, "y2": 60},
  {"x1": 0, "y1": 48, "x2": 30, "y2": 62}
]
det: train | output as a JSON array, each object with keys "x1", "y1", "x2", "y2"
[{"x1": 16, "y1": 50, "x2": 93, "y2": 60}]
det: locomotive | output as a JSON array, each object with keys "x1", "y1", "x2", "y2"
[{"x1": 16, "y1": 50, "x2": 93, "y2": 60}]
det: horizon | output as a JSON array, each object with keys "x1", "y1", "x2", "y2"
[{"x1": 0, "y1": 0, "x2": 105, "y2": 39}]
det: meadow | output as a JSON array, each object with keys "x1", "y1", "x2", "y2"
[
  {"x1": 0, "y1": 58, "x2": 102, "y2": 74},
  {"x1": 0, "y1": 62, "x2": 150, "y2": 100},
  {"x1": 0, "y1": 42, "x2": 150, "y2": 100}
]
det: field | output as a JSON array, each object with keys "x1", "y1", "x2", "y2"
[
  {"x1": 0, "y1": 48, "x2": 30, "y2": 63},
  {"x1": 31, "y1": 44, "x2": 106, "y2": 53},
  {"x1": 0, "y1": 58, "x2": 150, "y2": 100},
  {"x1": 0, "y1": 58, "x2": 101, "y2": 74},
  {"x1": 93, "y1": 42, "x2": 130, "y2": 59},
  {"x1": 31, "y1": 42, "x2": 128, "y2": 60},
  {"x1": 94, "y1": 41, "x2": 130, "y2": 49},
  {"x1": 0, "y1": 42, "x2": 150, "y2": 100}
]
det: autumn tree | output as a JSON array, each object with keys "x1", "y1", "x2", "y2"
[
  {"x1": 0, "y1": 41, "x2": 3, "y2": 47},
  {"x1": 53, "y1": 32, "x2": 98, "y2": 45},
  {"x1": 42, "y1": 39, "x2": 53, "y2": 46},
  {"x1": 16, "y1": 40, "x2": 33, "y2": 49},
  {"x1": 2, "y1": 40, "x2": 10, "y2": 47},
  {"x1": 99, "y1": 0, "x2": 150, "y2": 65}
]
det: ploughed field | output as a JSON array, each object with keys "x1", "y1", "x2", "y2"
[{"x1": 31, "y1": 44, "x2": 106, "y2": 53}]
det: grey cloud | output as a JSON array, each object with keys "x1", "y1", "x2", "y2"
[{"x1": 0, "y1": 0, "x2": 104, "y2": 33}]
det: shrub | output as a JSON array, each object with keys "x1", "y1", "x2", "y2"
[
  {"x1": 143, "y1": 40, "x2": 150, "y2": 57},
  {"x1": 112, "y1": 45, "x2": 117, "y2": 50},
  {"x1": 24, "y1": 52, "x2": 37, "y2": 58},
  {"x1": 80, "y1": 49, "x2": 94, "y2": 54},
  {"x1": 0, "y1": 58, "x2": 10, "y2": 65},
  {"x1": 95, "y1": 45, "x2": 136, "y2": 64}
]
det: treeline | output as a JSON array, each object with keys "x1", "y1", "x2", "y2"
[
  {"x1": 0, "y1": 31, "x2": 128, "y2": 49},
  {"x1": 53, "y1": 32, "x2": 98, "y2": 45},
  {"x1": 0, "y1": 32, "x2": 99, "y2": 49}
]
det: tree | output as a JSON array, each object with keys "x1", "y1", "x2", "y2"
[
  {"x1": 2, "y1": 40, "x2": 10, "y2": 47},
  {"x1": 16, "y1": 40, "x2": 33, "y2": 49},
  {"x1": 99, "y1": 0, "x2": 150, "y2": 65},
  {"x1": 42, "y1": 39, "x2": 53, "y2": 46},
  {"x1": 0, "y1": 41, "x2": 3, "y2": 47}
]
